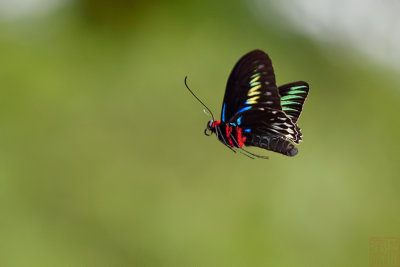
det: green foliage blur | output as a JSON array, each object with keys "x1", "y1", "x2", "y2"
[{"x1": 0, "y1": 1, "x2": 399, "y2": 266}]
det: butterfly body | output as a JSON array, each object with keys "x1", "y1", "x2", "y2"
[{"x1": 206, "y1": 119, "x2": 298, "y2": 157}]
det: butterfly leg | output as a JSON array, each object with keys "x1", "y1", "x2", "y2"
[
  {"x1": 235, "y1": 149, "x2": 255, "y2": 159},
  {"x1": 239, "y1": 148, "x2": 269, "y2": 159},
  {"x1": 216, "y1": 126, "x2": 236, "y2": 153},
  {"x1": 229, "y1": 130, "x2": 269, "y2": 159}
]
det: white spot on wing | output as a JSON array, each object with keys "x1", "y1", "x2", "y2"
[
  {"x1": 272, "y1": 125, "x2": 285, "y2": 130},
  {"x1": 269, "y1": 128, "x2": 280, "y2": 134}
]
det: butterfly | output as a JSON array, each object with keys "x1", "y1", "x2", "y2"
[{"x1": 185, "y1": 49, "x2": 309, "y2": 158}]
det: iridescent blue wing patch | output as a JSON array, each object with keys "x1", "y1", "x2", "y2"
[{"x1": 278, "y1": 81, "x2": 309, "y2": 123}]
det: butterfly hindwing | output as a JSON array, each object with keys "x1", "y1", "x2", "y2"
[
  {"x1": 278, "y1": 81, "x2": 309, "y2": 123},
  {"x1": 232, "y1": 106, "x2": 302, "y2": 143},
  {"x1": 221, "y1": 50, "x2": 282, "y2": 122}
]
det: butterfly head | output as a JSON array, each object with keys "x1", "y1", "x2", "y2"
[
  {"x1": 204, "y1": 120, "x2": 222, "y2": 136},
  {"x1": 204, "y1": 120, "x2": 215, "y2": 136}
]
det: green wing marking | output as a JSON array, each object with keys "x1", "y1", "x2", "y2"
[
  {"x1": 287, "y1": 90, "x2": 307, "y2": 95},
  {"x1": 281, "y1": 95, "x2": 303, "y2": 101},
  {"x1": 278, "y1": 82, "x2": 309, "y2": 123}
]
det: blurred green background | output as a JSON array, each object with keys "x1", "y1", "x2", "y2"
[{"x1": 1, "y1": 0, "x2": 399, "y2": 266}]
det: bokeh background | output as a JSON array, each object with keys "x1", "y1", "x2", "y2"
[{"x1": 1, "y1": 0, "x2": 399, "y2": 266}]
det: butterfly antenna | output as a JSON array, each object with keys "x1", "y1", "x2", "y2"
[{"x1": 184, "y1": 76, "x2": 215, "y2": 121}]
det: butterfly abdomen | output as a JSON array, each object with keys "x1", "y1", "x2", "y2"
[{"x1": 246, "y1": 134, "x2": 298, "y2": 157}]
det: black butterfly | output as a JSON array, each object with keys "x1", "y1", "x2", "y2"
[{"x1": 185, "y1": 49, "x2": 309, "y2": 158}]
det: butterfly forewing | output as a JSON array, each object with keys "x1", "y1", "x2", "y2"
[
  {"x1": 221, "y1": 50, "x2": 282, "y2": 122},
  {"x1": 278, "y1": 81, "x2": 309, "y2": 123}
]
